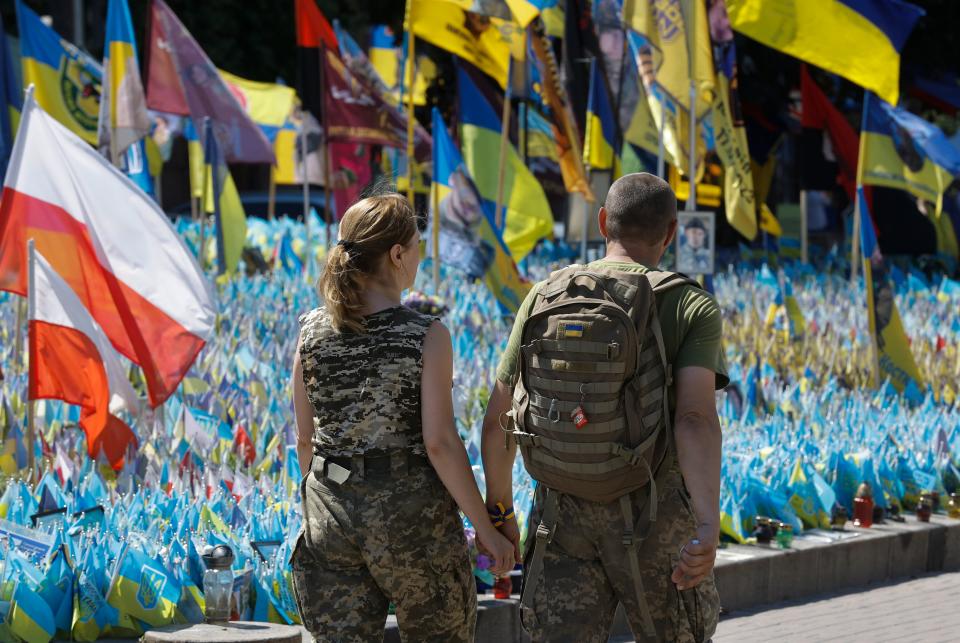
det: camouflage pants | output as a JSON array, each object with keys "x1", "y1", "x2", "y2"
[
  {"x1": 290, "y1": 463, "x2": 477, "y2": 643},
  {"x1": 521, "y1": 464, "x2": 720, "y2": 643}
]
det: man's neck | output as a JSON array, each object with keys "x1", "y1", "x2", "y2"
[{"x1": 601, "y1": 242, "x2": 660, "y2": 268}]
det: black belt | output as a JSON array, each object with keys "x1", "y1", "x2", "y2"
[{"x1": 311, "y1": 451, "x2": 431, "y2": 484}]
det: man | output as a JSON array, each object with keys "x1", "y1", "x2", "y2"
[{"x1": 482, "y1": 173, "x2": 726, "y2": 642}]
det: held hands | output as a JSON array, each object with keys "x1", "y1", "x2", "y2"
[
  {"x1": 475, "y1": 524, "x2": 516, "y2": 576},
  {"x1": 671, "y1": 523, "x2": 719, "y2": 591}
]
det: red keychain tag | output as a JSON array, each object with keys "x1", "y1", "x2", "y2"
[{"x1": 571, "y1": 406, "x2": 589, "y2": 429}]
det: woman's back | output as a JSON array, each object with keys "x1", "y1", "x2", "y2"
[{"x1": 298, "y1": 304, "x2": 434, "y2": 458}]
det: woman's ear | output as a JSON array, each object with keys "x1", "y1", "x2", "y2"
[{"x1": 390, "y1": 243, "x2": 405, "y2": 269}]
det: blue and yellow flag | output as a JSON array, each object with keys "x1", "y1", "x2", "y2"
[
  {"x1": 183, "y1": 119, "x2": 247, "y2": 275},
  {"x1": 432, "y1": 108, "x2": 530, "y2": 313},
  {"x1": 764, "y1": 277, "x2": 805, "y2": 341},
  {"x1": 726, "y1": 0, "x2": 923, "y2": 106},
  {"x1": 100, "y1": 0, "x2": 150, "y2": 160},
  {"x1": 0, "y1": 13, "x2": 21, "y2": 182},
  {"x1": 859, "y1": 188, "x2": 923, "y2": 394},
  {"x1": 458, "y1": 68, "x2": 553, "y2": 261},
  {"x1": 106, "y1": 546, "x2": 181, "y2": 627},
  {"x1": 16, "y1": 0, "x2": 101, "y2": 144},
  {"x1": 858, "y1": 93, "x2": 960, "y2": 213},
  {"x1": 11, "y1": 580, "x2": 56, "y2": 643},
  {"x1": 583, "y1": 59, "x2": 618, "y2": 174}
]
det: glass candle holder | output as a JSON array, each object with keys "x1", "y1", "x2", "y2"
[{"x1": 202, "y1": 544, "x2": 235, "y2": 623}]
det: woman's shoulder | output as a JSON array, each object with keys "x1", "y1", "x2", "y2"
[
  {"x1": 389, "y1": 305, "x2": 439, "y2": 333},
  {"x1": 298, "y1": 306, "x2": 330, "y2": 335}
]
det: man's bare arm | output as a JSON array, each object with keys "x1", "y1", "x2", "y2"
[
  {"x1": 671, "y1": 365, "x2": 722, "y2": 590},
  {"x1": 481, "y1": 380, "x2": 520, "y2": 559}
]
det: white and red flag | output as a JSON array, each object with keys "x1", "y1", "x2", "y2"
[
  {"x1": 29, "y1": 245, "x2": 140, "y2": 469},
  {"x1": 0, "y1": 89, "x2": 214, "y2": 406}
]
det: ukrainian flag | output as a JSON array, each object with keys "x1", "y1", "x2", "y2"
[
  {"x1": 106, "y1": 546, "x2": 181, "y2": 627},
  {"x1": 10, "y1": 580, "x2": 56, "y2": 643},
  {"x1": 433, "y1": 107, "x2": 530, "y2": 313},
  {"x1": 369, "y1": 26, "x2": 400, "y2": 90},
  {"x1": 458, "y1": 67, "x2": 553, "y2": 261},
  {"x1": 583, "y1": 59, "x2": 618, "y2": 175},
  {"x1": 858, "y1": 93, "x2": 960, "y2": 213},
  {"x1": 102, "y1": 0, "x2": 150, "y2": 159},
  {"x1": 726, "y1": 0, "x2": 923, "y2": 106},
  {"x1": 16, "y1": 0, "x2": 101, "y2": 144},
  {"x1": 859, "y1": 188, "x2": 923, "y2": 394}
]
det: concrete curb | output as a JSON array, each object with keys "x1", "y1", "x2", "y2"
[{"x1": 124, "y1": 515, "x2": 960, "y2": 643}]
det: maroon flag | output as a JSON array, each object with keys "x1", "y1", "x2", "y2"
[
  {"x1": 146, "y1": 0, "x2": 274, "y2": 164},
  {"x1": 322, "y1": 48, "x2": 431, "y2": 161}
]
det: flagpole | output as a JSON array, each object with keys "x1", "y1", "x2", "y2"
[
  {"x1": 404, "y1": 0, "x2": 416, "y2": 207},
  {"x1": 301, "y1": 113, "x2": 311, "y2": 244},
  {"x1": 685, "y1": 0, "x2": 697, "y2": 212},
  {"x1": 657, "y1": 101, "x2": 665, "y2": 178},
  {"x1": 13, "y1": 298, "x2": 25, "y2": 376},
  {"x1": 26, "y1": 239, "x2": 36, "y2": 481},
  {"x1": 268, "y1": 166, "x2": 277, "y2": 221},
  {"x1": 320, "y1": 45, "x2": 332, "y2": 249},
  {"x1": 494, "y1": 58, "x2": 515, "y2": 231},
  {"x1": 431, "y1": 180, "x2": 440, "y2": 292},
  {"x1": 198, "y1": 121, "x2": 209, "y2": 269},
  {"x1": 852, "y1": 91, "x2": 869, "y2": 284}
]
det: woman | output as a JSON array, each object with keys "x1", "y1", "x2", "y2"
[{"x1": 291, "y1": 194, "x2": 516, "y2": 642}]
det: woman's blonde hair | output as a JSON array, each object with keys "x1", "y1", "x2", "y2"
[{"x1": 318, "y1": 193, "x2": 417, "y2": 333}]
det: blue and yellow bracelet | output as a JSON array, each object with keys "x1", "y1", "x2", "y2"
[{"x1": 488, "y1": 502, "x2": 515, "y2": 528}]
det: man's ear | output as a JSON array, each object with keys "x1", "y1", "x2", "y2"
[
  {"x1": 598, "y1": 206, "x2": 608, "y2": 239},
  {"x1": 663, "y1": 218, "x2": 678, "y2": 250}
]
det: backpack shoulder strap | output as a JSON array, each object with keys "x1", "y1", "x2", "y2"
[{"x1": 644, "y1": 269, "x2": 701, "y2": 295}]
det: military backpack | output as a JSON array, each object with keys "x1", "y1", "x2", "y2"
[{"x1": 507, "y1": 265, "x2": 698, "y2": 637}]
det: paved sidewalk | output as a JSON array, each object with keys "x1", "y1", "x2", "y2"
[{"x1": 713, "y1": 571, "x2": 960, "y2": 642}]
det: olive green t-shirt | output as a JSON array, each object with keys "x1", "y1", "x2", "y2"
[{"x1": 495, "y1": 260, "x2": 729, "y2": 395}]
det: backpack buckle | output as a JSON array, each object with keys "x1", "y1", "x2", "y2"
[
  {"x1": 536, "y1": 522, "x2": 555, "y2": 544},
  {"x1": 613, "y1": 443, "x2": 642, "y2": 468},
  {"x1": 622, "y1": 529, "x2": 634, "y2": 547},
  {"x1": 607, "y1": 343, "x2": 620, "y2": 360}
]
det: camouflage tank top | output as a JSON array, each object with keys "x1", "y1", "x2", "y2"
[{"x1": 297, "y1": 305, "x2": 435, "y2": 457}]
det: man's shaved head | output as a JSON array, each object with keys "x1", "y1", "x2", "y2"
[{"x1": 603, "y1": 173, "x2": 677, "y2": 244}]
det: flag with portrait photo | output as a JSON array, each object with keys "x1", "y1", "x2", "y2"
[
  {"x1": 458, "y1": 67, "x2": 553, "y2": 261},
  {"x1": 409, "y1": 0, "x2": 520, "y2": 89},
  {"x1": 859, "y1": 188, "x2": 923, "y2": 394},
  {"x1": 146, "y1": 0, "x2": 274, "y2": 163},
  {"x1": 858, "y1": 92, "x2": 960, "y2": 213},
  {"x1": 433, "y1": 107, "x2": 529, "y2": 312}
]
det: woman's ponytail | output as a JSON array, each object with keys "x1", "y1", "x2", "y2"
[{"x1": 317, "y1": 194, "x2": 416, "y2": 333}]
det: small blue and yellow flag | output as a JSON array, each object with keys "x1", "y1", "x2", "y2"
[
  {"x1": 106, "y1": 546, "x2": 181, "y2": 627},
  {"x1": 16, "y1": 0, "x2": 101, "y2": 144},
  {"x1": 583, "y1": 58, "x2": 618, "y2": 174},
  {"x1": 858, "y1": 92, "x2": 960, "y2": 213},
  {"x1": 432, "y1": 107, "x2": 530, "y2": 313},
  {"x1": 726, "y1": 0, "x2": 923, "y2": 106},
  {"x1": 11, "y1": 580, "x2": 56, "y2": 643}
]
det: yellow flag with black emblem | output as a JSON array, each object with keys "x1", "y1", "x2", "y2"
[{"x1": 16, "y1": 0, "x2": 101, "y2": 144}]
